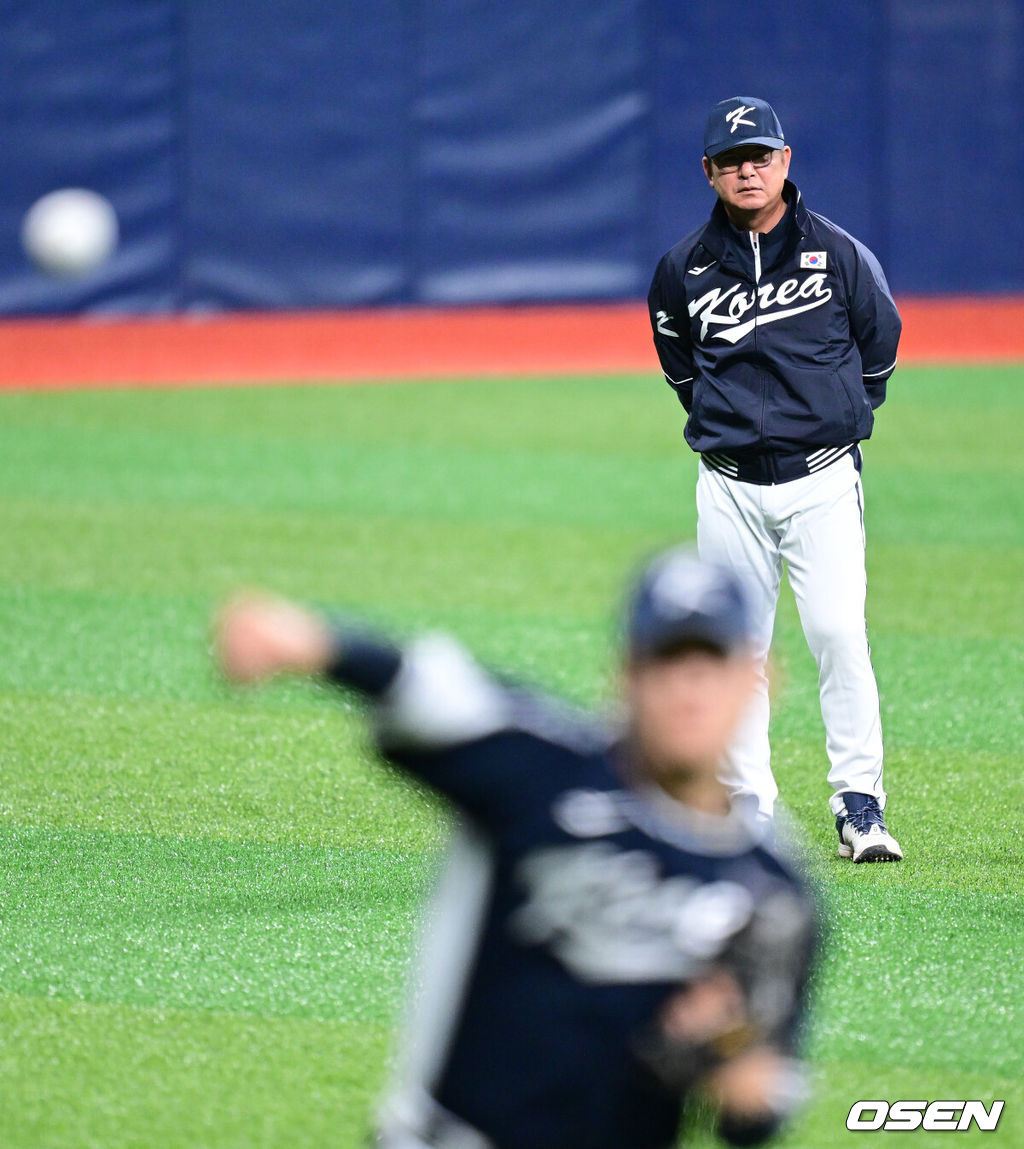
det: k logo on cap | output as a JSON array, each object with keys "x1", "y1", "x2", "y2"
[{"x1": 725, "y1": 105, "x2": 757, "y2": 133}]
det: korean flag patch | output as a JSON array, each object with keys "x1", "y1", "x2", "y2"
[{"x1": 800, "y1": 251, "x2": 827, "y2": 270}]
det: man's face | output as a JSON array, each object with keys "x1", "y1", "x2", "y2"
[
  {"x1": 702, "y1": 145, "x2": 791, "y2": 218},
  {"x1": 626, "y1": 646, "x2": 757, "y2": 782}
]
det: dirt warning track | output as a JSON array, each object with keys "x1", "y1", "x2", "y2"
[{"x1": 0, "y1": 298, "x2": 1021, "y2": 392}]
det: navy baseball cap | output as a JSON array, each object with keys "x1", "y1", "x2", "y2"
[
  {"x1": 626, "y1": 547, "x2": 755, "y2": 660},
  {"x1": 704, "y1": 97, "x2": 785, "y2": 160}
]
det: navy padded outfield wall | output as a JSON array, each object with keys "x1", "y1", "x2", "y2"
[{"x1": 1, "y1": 0, "x2": 1022, "y2": 315}]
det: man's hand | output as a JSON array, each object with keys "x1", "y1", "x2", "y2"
[
  {"x1": 704, "y1": 1045, "x2": 798, "y2": 1120},
  {"x1": 642, "y1": 969, "x2": 807, "y2": 1134},
  {"x1": 213, "y1": 594, "x2": 333, "y2": 684},
  {"x1": 661, "y1": 969, "x2": 749, "y2": 1048}
]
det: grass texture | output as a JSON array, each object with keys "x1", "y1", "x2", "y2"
[{"x1": 0, "y1": 366, "x2": 1021, "y2": 1146}]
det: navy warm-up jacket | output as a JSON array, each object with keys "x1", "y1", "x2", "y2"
[{"x1": 648, "y1": 181, "x2": 901, "y2": 471}]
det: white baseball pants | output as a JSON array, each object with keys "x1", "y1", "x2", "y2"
[{"x1": 696, "y1": 453, "x2": 886, "y2": 820}]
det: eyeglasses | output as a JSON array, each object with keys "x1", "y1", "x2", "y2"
[{"x1": 712, "y1": 149, "x2": 776, "y2": 175}]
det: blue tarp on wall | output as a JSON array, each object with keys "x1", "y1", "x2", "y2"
[{"x1": 1, "y1": 0, "x2": 1022, "y2": 315}]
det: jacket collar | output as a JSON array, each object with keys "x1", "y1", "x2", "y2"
[{"x1": 698, "y1": 180, "x2": 808, "y2": 262}]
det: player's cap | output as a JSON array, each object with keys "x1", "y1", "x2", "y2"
[
  {"x1": 704, "y1": 96, "x2": 785, "y2": 160},
  {"x1": 626, "y1": 547, "x2": 756, "y2": 660}
]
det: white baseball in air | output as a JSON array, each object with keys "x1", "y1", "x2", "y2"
[{"x1": 21, "y1": 188, "x2": 119, "y2": 277}]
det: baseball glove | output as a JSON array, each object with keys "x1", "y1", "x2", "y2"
[{"x1": 637, "y1": 887, "x2": 817, "y2": 1092}]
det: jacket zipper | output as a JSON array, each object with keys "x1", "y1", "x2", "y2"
[{"x1": 750, "y1": 231, "x2": 767, "y2": 445}]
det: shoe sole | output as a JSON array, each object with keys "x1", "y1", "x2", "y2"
[{"x1": 837, "y1": 843, "x2": 903, "y2": 863}]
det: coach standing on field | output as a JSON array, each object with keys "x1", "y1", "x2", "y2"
[{"x1": 648, "y1": 97, "x2": 903, "y2": 863}]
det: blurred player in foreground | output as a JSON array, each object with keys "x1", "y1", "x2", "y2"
[{"x1": 214, "y1": 547, "x2": 817, "y2": 1149}]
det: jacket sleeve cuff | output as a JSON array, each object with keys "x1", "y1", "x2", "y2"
[
  {"x1": 663, "y1": 372, "x2": 694, "y2": 412},
  {"x1": 324, "y1": 630, "x2": 404, "y2": 698},
  {"x1": 716, "y1": 1113, "x2": 784, "y2": 1147},
  {"x1": 863, "y1": 378, "x2": 887, "y2": 409}
]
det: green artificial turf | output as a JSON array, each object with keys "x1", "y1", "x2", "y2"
[{"x1": 0, "y1": 365, "x2": 1021, "y2": 1147}]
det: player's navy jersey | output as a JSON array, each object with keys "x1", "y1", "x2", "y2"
[
  {"x1": 347, "y1": 634, "x2": 815, "y2": 1149},
  {"x1": 648, "y1": 181, "x2": 901, "y2": 481}
]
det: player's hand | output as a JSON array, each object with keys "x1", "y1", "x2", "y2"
[
  {"x1": 640, "y1": 970, "x2": 759, "y2": 1093},
  {"x1": 213, "y1": 593, "x2": 333, "y2": 684},
  {"x1": 661, "y1": 975, "x2": 804, "y2": 1120},
  {"x1": 661, "y1": 969, "x2": 748, "y2": 1046},
  {"x1": 703, "y1": 1044, "x2": 796, "y2": 1119}
]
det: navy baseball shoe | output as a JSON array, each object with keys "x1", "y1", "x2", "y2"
[{"x1": 836, "y1": 793, "x2": 903, "y2": 863}]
